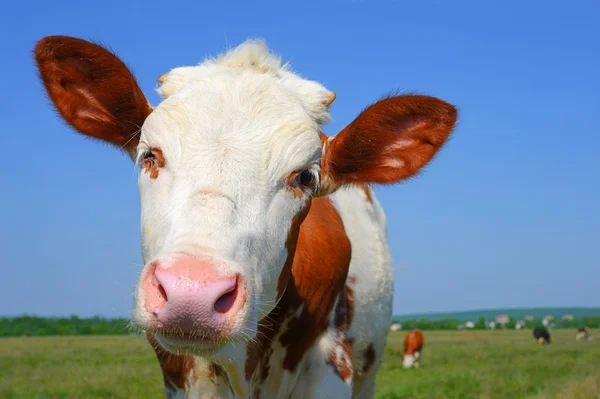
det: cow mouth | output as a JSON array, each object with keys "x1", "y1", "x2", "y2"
[
  {"x1": 152, "y1": 329, "x2": 250, "y2": 355},
  {"x1": 153, "y1": 332, "x2": 226, "y2": 354}
]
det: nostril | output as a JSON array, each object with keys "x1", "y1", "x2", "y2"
[
  {"x1": 214, "y1": 281, "x2": 238, "y2": 314},
  {"x1": 157, "y1": 283, "x2": 168, "y2": 303}
]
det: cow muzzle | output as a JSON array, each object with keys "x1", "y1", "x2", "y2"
[{"x1": 135, "y1": 255, "x2": 248, "y2": 352}]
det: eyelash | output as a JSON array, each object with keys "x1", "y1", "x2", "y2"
[
  {"x1": 292, "y1": 169, "x2": 319, "y2": 194},
  {"x1": 136, "y1": 150, "x2": 155, "y2": 167}
]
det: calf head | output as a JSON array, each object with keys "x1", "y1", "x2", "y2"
[
  {"x1": 35, "y1": 36, "x2": 457, "y2": 358},
  {"x1": 403, "y1": 351, "x2": 420, "y2": 368}
]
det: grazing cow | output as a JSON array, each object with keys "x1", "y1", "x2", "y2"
[
  {"x1": 576, "y1": 328, "x2": 590, "y2": 341},
  {"x1": 34, "y1": 36, "x2": 457, "y2": 399},
  {"x1": 403, "y1": 330, "x2": 425, "y2": 368},
  {"x1": 533, "y1": 327, "x2": 551, "y2": 344}
]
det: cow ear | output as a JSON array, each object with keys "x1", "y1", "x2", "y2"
[
  {"x1": 34, "y1": 36, "x2": 152, "y2": 154},
  {"x1": 316, "y1": 95, "x2": 457, "y2": 195}
]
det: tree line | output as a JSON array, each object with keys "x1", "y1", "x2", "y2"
[
  {"x1": 395, "y1": 316, "x2": 600, "y2": 331},
  {"x1": 1, "y1": 315, "x2": 599, "y2": 337},
  {"x1": 0, "y1": 315, "x2": 133, "y2": 336}
]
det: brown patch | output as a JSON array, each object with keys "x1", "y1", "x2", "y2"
[
  {"x1": 143, "y1": 148, "x2": 166, "y2": 179},
  {"x1": 34, "y1": 36, "x2": 152, "y2": 152},
  {"x1": 207, "y1": 363, "x2": 215, "y2": 380},
  {"x1": 330, "y1": 289, "x2": 354, "y2": 382},
  {"x1": 328, "y1": 338, "x2": 353, "y2": 382},
  {"x1": 320, "y1": 95, "x2": 457, "y2": 188},
  {"x1": 361, "y1": 343, "x2": 376, "y2": 374},
  {"x1": 245, "y1": 199, "x2": 312, "y2": 382},
  {"x1": 276, "y1": 199, "x2": 312, "y2": 302},
  {"x1": 146, "y1": 332, "x2": 194, "y2": 392},
  {"x1": 358, "y1": 183, "x2": 373, "y2": 203},
  {"x1": 206, "y1": 362, "x2": 227, "y2": 384},
  {"x1": 404, "y1": 329, "x2": 425, "y2": 355},
  {"x1": 279, "y1": 197, "x2": 351, "y2": 371},
  {"x1": 285, "y1": 171, "x2": 308, "y2": 199},
  {"x1": 245, "y1": 197, "x2": 352, "y2": 380}
]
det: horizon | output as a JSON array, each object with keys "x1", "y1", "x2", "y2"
[
  {"x1": 1, "y1": 0, "x2": 599, "y2": 318},
  {"x1": 4, "y1": 306, "x2": 600, "y2": 320}
]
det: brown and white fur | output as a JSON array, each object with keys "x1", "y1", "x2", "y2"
[
  {"x1": 402, "y1": 329, "x2": 425, "y2": 369},
  {"x1": 35, "y1": 36, "x2": 457, "y2": 398}
]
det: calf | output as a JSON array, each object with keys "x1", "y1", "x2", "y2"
[
  {"x1": 576, "y1": 328, "x2": 590, "y2": 341},
  {"x1": 533, "y1": 327, "x2": 551, "y2": 344},
  {"x1": 402, "y1": 330, "x2": 425, "y2": 368},
  {"x1": 35, "y1": 36, "x2": 457, "y2": 398}
]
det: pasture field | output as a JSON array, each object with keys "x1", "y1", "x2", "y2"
[{"x1": 0, "y1": 330, "x2": 598, "y2": 399}]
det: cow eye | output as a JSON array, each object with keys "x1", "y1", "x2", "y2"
[
  {"x1": 296, "y1": 170, "x2": 318, "y2": 193},
  {"x1": 300, "y1": 170, "x2": 314, "y2": 187},
  {"x1": 287, "y1": 168, "x2": 319, "y2": 195},
  {"x1": 137, "y1": 148, "x2": 166, "y2": 179}
]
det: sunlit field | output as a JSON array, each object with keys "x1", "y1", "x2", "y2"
[
  {"x1": 377, "y1": 329, "x2": 599, "y2": 399},
  {"x1": 0, "y1": 330, "x2": 598, "y2": 399}
]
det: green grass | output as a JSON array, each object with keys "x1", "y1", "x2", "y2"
[
  {"x1": 0, "y1": 330, "x2": 598, "y2": 398},
  {"x1": 376, "y1": 330, "x2": 600, "y2": 399}
]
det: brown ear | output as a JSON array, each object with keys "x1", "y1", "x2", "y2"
[
  {"x1": 318, "y1": 95, "x2": 457, "y2": 195},
  {"x1": 34, "y1": 36, "x2": 152, "y2": 153}
]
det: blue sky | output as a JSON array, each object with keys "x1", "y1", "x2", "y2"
[{"x1": 1, "y1": 0, "x2": 598, "y2": 318}]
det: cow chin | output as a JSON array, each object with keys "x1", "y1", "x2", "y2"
[
  {"x1": 152, "y1": 330, "x2": 248, "y2": 358},
  {"x1": 133, "y1": 309, "x2": 256, "y2": 358},
  {"x1": 154, "y1": 333, "x2": 223, "y2": 357}
]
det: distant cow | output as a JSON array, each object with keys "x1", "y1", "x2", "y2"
[
  {"x1": 576, "y1": 328, "x2": 590, "y2": 341},
  {"x1": 403, "y1": 330, "x2": 425, "y2": 368},
  {"x1": 533, "y1": 327, "x2": 551, "y2": 344}
]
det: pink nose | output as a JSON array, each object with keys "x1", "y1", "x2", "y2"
[{"x1": 143, "y1": 257, "x2": 245, "y2": 333}]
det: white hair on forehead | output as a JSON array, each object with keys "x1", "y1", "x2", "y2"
[
  {"x1": 156, "y1": 39, "x2": 334, "y2": 125},
  {"x1": 207, "y1": 39, "x2": 284, "y2": 74}
]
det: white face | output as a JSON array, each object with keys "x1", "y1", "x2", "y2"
[
  {"x1": 36, "y1": 35, "x2": 457, "y2": 359},
  {"x1": 402, "y1": 354, "x2": 415, "y2": 368},
  {"x1": 130, "y1": 42, "x2": 331, "y2": 356}
]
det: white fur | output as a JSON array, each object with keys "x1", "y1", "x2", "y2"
[
  {"x1": 156, "y1": 40, "x2": 333, "y2": 124},
  {"x1": 130, "y1": 40, "x2": 394, "y2": 398},
  {"x1": 331, "y1": 187, "x2": 393, "y2": 398},
  {"x1": 289, "y1": 330, "x2": 353, "y2": 398},
  {"x1": 133, "y1": 40, "x2": 325, "y2": 335}
]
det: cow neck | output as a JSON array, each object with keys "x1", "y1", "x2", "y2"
[{"x1": 246, "y1": 196, "x2": 352, "y2": 382}]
